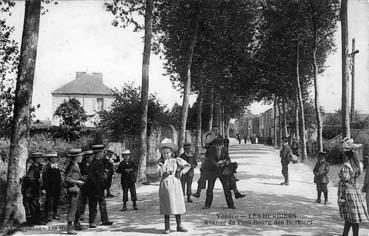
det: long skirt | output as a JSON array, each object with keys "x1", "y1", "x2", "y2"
[
  {"x1": 339, "y1": 186, "x2": 369, "y2": 223},
  {"x1": 159, "y1": 175, "x2": 186, "y2": 215}
]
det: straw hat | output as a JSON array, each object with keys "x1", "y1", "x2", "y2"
[
  {"x1": 44, "y1": 152, "x2": 58, "y2": 159},
  {"x1": 202, "y1": 131, "x2": 217, "y2": 146},
  {"x1": 91, "y1": 144, "x2": 105, "y2": 153},
  {"x1": 68, "y1": 148, "x2": 83, "y2": 157},
  {"x1": 122, "y1": 150, "x2": 131, "y2": 155},
  {"x1": 157, "y1": 138, "x2": 178, "y2": 152},
  {"x1": 83, "y1": 150, "x2": 94, "y2": 156}
]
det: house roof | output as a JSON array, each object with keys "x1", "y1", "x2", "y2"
[{"x1": 52, "y1": 72, "x2": 113, "y2": 96}]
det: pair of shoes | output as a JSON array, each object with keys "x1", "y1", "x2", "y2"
[
  {"x1": 163, "y1": 229, "x2": 170, "y2": 234},
  {"x1": 133, "y1": 206, "x2": 138, "y2": 210},
  {"x1": 324, "y1": 200, "x2": 329, "y2": 205},
  {"x1": 101, "y1": 221, "x2": 113, "y2": 226},
  {"x1": 315, "y1": 199, "x2": 321, "y2": 203},
  {"x1": 74, "y1": 221, "x2": 86, "y2": 231},
  {"x1": 229, "y1": 206, "x2": 236, "y2": 209},
  {"x1": 177, "y1": 226, "x2": 188, "y2": 232},
  {"x1": 202, "y1": 206, "x2": 210, "y2": 209},
  {"x1": 187, "y1": 199, "x2": 193, "y2": 203},
  {"x1": 235, "y1": 192, "x2": 245, "y2": 199},
  {"x1": 192, "y1": 192, "x2": 201, "y2": 198},
  {"x1": 121, "y1": 206, "x2": 127, "y2": 211},
  {"x1": 89, "y1": 223, "x2": 97, "y2": 228},
  {"x1": 280, "y1": 182, "x2": 289, "y2": 186}
]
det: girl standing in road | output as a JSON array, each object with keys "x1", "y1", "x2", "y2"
[
  {"x1": 338, "y1": 138, "x2": 368, "y2": 236},
  {"x1": 157, "y1": 138, "x2": 190, "y2": 234}
]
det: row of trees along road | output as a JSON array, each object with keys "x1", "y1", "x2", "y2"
[{"x1": 0, "y1": 0, "x2": 351, "y2": 227}]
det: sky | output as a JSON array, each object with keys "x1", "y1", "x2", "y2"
[{"x1": 4, "y1": 0, "x2": 369, "y2": 119}]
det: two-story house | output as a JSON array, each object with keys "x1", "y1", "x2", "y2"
[{"x1": 51, "y1": 72, "x2": 114, "y2": 127}]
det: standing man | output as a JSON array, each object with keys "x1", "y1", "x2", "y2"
[
  {"x1": 117, "y1": 150, "x2": 138, "y2": 211},
  {"x1": 223, "y1": 135, "x2": 230, "y2": 152},
  {"x1": 280, "y1": 137, "x2": 291, "y2": 186},
  {"x1": 75, "y1": 150, "x2": 94, "y2": 222},
  {"x1": 87, "y1": 144, "x2": 113, "y2": 228},
  {"x1": 103, "y1": 150, "x2": 115, "y2": 198},
  {"x1": 42, "y1": 152, "x2": 62, "y2": 221},
  {"x1": 21, "y1": 152, "x2": 45, "y2": 225},
  {"x1": 202, "y1": 132, "x2": 235, "y2": 209},
  {"x1": 180, "y1": 142, "x2": 197, "y2": 203}
]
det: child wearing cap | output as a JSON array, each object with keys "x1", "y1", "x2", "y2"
[
  {"x1": 313, "y1": 151, "x2": 329, "y2": 204},
  {"x1": 117, "y1": 149, "x2": 138, "y2": 211},
  {"x1": 42, "y1": 152, "x2": 62, "y2": 221}
]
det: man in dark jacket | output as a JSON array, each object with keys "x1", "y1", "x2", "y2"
[
  {"x1": 75, "y1": 150, "x2": 94, "y2": 222},
  {"x1": 42, "y1": 152, "x2": 62, "y2": 221},
  {"x1": 202, "y1": 133, "x2": 235, "y2": 209},
  {"x1": 280, "y1": 137, "x2": 291, "y2": 185},
  {"x1": 87, "y1": 145, "x2": 113, "y2": 228},
  {"x1": 180, "y1": 142, "x2": 197, "y2": 203},
  {"x1": 117, "y1": 150, "x2": 138, "y2": 211},
  {"x1": 22, "y1": 152, "x2": 45, "y2": 225},
  {"x1": 103, "y1": 150, "x2": 115, "y2": 198}
]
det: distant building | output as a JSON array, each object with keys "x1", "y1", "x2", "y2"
[{"x1": 51, "y1": 72, "x2": 114, "y2": 127}]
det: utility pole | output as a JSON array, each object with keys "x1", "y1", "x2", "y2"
[
  {"x1": 350, "y1": 38, "x2": 359, "y2": 122},
  {"x1": 341, "y1": 0, "x2": 350, "y2": 139}
]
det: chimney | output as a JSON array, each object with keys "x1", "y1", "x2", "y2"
[
  {"x1": 91, "y1": 72, "x2": 103, "y2": 83},
  {"x1": 76, "y1": 72, "x2": 87, "y2": 80}
]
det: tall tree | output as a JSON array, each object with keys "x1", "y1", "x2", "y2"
[
  {"x1": 138, "y1": 0, "x2": 153, "y2": 182},
  {"x1": 178, "y1": 1, "x2": 200, "y2": 153},
  {"x1": 340, "y1": 0, "x2": 350, "y2": 138},
  {"x1": 1, "y1": 0, "x2": 41, "y2": 226}
]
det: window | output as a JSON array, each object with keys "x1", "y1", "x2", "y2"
[{"x1": 96, "y1": 98, "x2": 104, "y2": 111}]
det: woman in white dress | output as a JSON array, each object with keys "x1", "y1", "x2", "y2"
[{"x1": 157, "y1": 138, "x2": 191, "y2": 234}]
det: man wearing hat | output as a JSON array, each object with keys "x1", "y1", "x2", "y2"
[
  {"x1": 180, "y1": 142, "x2": 197, "y2": 203},
  {"x1": 103, "y1": 150, "x2": 115, "y2": 198},
  {"x1": 64, "y1": 148, "x2": 85, "y2": 234},
  {"x1": 87, "y1": 144, "x2": 113, "y2": 228},
  {"x1": 280, "y1": 137, "x2": 292, "y2": 186},
  {"x1": 117, "y1": 149, "x2": 138, "y2": 211},
  {"x1": 75, "y1": 150, "x2": 94, "y2": 222},
  {"x1": 42, "y1": 152, "x2": 62, "y2": 221},
  {"x1": 22, "y1": 152, "x2": 45, "y2": 225},
  {"x1": 202, "y1": 132, "x2": 235, "y2": 209}
]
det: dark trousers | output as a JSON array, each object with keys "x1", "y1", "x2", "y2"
[
  {"x1": 75, "y1": 188, "x2": 88, "y2": 221},
  {"x1": 122, "y1": 185, "x2": 137, "y2": 202},
  {"x1": 281, "y1": 161, "x2": 289, "y2": 183},
  {"x1": 23, "y1": 195, "x2": 41, "y2": 223},
  {"x1": 44, "y1": 191, "x2": 60, "y2": 217},
  {"x1": 89, "y1": 194, "x2": 109, "y2": 224},
  {"x1": 181, "y1": 173, "x2": 193, "y2": 195},
  {"x1": 67, "y1": 192, "x2": 79, "y2": 222},
  {"x1": 204, "y1": 173, "x2": 234, "y2": 208},
  {"x1": 196, "y1": 172, "x2": 208, "y2": 192},
  {"x1": 229, "y1": 175, "x2": 238, "y2": 191}
]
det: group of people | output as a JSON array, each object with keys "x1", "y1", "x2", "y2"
[
  {"x1": 156, "y1": 128, "x2": 246, "y2": 234},
  {"x1": 21, "y1": 144, "x2": 139, "y2": 234},
  {"x1": 279, "y1": 135, "x2": 369, "y2": 236}
]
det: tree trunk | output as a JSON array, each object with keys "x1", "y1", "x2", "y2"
[
  {"x1": 138, "y1": 0, "x2": 153, "y2": 183},
  {"x1": 178, "y1": 10, "x2": 200, "y2": 153},
  {"x1": 195, "y1": 76, "x2": 203, "y2": 158},
  {"x1": 208, "y1": 84, "x2": 214, "y2": 131},
  {"x1": 341, "y1": 0, "x2": 350, "y2": 138},
  {"x1": 295, "y1": 93, "x2": 300, "y2": 140},
  {"x1": 296, "y1": 42, "x2": 307, "y2": 162},
  {"x1": 1, "y1": 0, "x2": 41, "y2": 227},
  {"x1": 311, "y1": 2, "x2": 323, "y2": 152},
  {"x1": 313, "y1": 45, "x2": 323, "y2": 152},
  {"x1": 282, "y1": 96, "x2": 288, "y2": 137},
  {"x1": 273, "y1": 96, "x2": 278, "y2": 148},
  {"x1": 277, "y1": 97, "x2": 282, "y2": 148}
]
